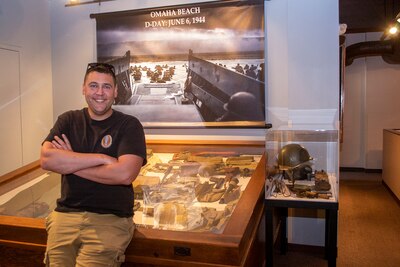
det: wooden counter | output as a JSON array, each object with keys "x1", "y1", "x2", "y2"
[{"x1": 382, "y1": 129, "x2": 400, "y2": 200}]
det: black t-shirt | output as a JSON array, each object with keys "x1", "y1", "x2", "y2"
[{"x1": 44, "y1": 108, "x2": 147, "y2": 217}]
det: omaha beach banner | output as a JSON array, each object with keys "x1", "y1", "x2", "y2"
[{"x1": 91, "y1": 0, "x2": 265, "y2": 128}]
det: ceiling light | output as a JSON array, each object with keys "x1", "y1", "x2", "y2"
[
  {"x1": 389, "y1": 26, "x2": 398, "y2": 35},
  {"x1": 380, "y1": 11, "x2": 400, "y2": 41}
]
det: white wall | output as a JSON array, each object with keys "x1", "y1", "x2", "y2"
[
  {"x1": 266, "y1": 0, "x2": 339, "y2": 246},
  {"x1": 341, "y1": 32, "x2": 400, "y2": 170},
  {"x1": 0, "y1": 0, "x2": 339, "y2": 246},
  {"x1": 49, "y1": 0, "x2": 339, "y2": 140},
  {"x1": 0, "y1": 0, "x2": 53, "y2": 173},
  {"x1": 49, "y1": 0, "x2": 267, "y2": 140},
  {"x1": 0, "y1": 46, "x2": 22, "y2": 175},
  {"x1": 267, "y1": 0, "x2": 339, "y2": 130}
]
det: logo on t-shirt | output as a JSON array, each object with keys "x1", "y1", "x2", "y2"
[{"x1": 101, "y1": 135, "x2": 112, "y2": 148}]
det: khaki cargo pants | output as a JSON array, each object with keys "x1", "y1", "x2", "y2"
[{"x1": 44, "y1": 210, "x2": 134, "y2": 267}]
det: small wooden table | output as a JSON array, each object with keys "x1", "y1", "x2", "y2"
[{"x1": 265, "y1": 198, "x2": 338, "y2": 267}]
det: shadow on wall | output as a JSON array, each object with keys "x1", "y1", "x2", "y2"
[{"x1": 366, "y1": 149, "x2": 383, "y2": 171}]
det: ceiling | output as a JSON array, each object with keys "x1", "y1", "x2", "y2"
[{"x1": 339, "y1": 0, "x2": 400, "y2": 33}]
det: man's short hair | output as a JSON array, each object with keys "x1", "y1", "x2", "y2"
[{"x1": 85, "y1": 62, "x2": 117, "y2": 85}]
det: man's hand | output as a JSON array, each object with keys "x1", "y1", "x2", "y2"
[
  {"x1": 50, "y1": 134, "x2": 116, "y2": 165},
  {"x1": 51, "y1": 134, "x2": 73, "y2": 151}
]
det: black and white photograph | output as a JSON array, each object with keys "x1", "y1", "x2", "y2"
[{"x1": 93, "y1": 0, "x2": 265, "y2": 128}]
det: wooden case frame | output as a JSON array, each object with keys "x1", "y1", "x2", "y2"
[{"x1": 0, "y1": 140, "x2": 266, "y2": 267}]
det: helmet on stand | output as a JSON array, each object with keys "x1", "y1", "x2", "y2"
[{"x1": 277, "y1": 143, "x2": 313, "y2": 181}]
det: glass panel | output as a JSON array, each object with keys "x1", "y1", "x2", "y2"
[
  {"x1": 0, "y1": 172, "x2": 60, "y2": 218},
  {"x1": 0, "y1": 144, "x2": 264, "y2": 234},
  {"x1": 134, "y1": 149, "x2": 263, "y2": 233},
  {"x1": 265, "y1": 129, "x2": 339, "y2": 203}
]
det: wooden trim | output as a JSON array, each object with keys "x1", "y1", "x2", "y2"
[
  {"x1": 0, "y1": 216, "x2": 46, "y2": 249},
  {"x1": 0, "y1": 240, "x2": 46, "y2": 251},
  {"x1": 146, "y1": 139, "x2": 265, "y2": 146},
  {"x1": 0, "y1": 160, "x2": 47, "y2": 196},
  {"x1": 224, "y1": 155, "x2": 265, "y2": 234},
  {"x1": 0, "y1": 160, "x2": 41, "y2": 185}
]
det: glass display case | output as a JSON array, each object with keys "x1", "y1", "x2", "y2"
[
  {"x1": 265, "y1": 129, "x2": 339, "y2": 203},
  {"x1": 135, "y1": 145, "x2": 263, "y2": 233},
  {"x1": 0, "y1": 141, "x2": 266, "y2": 267},
  {"x1": 264, "y1": 129, "x2": 339, "y2": 267}
]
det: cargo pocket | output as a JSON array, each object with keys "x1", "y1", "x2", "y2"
[
  {"x1": 43, "y1": 212, "x2": 53, "y2": 266},
  {"x1": 112, "y1": 250, "x2": 126, "y2": 267},
  {"x1": 43, "y1": 251, "x2": 50, "y2": 266}
]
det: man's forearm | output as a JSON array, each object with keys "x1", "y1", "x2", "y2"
[
  {"x1": 75, "y1": 154, "x2": 143, "y2": 186},
  {"x1": 75, "y1": 164, "x2": 126, "y2": 185},
  {"x1": 40, "y1": 144, "x2": 115, "y2": 174},
  {"x1": 40, "y1": 138, "x2": 142, "y2": 185}
]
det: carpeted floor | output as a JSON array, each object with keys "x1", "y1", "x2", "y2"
[
  {"x1": 336, "y1": 172, "x2": 400, "y2": 267},
  {"x1": 1, "y1": 172, "x2": 399, "y2": 267},
  {"x1": 273, "y1": 171, "x2": 400, "y2": 267}
]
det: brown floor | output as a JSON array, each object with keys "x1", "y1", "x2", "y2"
[
  {"x1": 1, "y1": 172, "x2": 399, "y2": 267},
  {"x1": 273, "y1": 171, "x2": 400, "y2": 267}
]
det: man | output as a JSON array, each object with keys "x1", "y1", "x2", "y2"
[{"x1": 40, "y1": 62, "x2": 147, "y2": 266}]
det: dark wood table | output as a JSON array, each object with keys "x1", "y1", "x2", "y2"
[{"x1": 265, "y1": 198, "x2": 338, "y2": 267}]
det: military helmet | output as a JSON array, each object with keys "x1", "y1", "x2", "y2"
[
  {"x1": 224, "y1": 92, "x2": 262, "y2": 118},
  {"x1": 277, "y1": 143, "x2": 313, "y2": 169}
]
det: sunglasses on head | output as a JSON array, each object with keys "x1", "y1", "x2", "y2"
[{"x1": 86, "y1": 62, "x2": 116, "y2": 75}]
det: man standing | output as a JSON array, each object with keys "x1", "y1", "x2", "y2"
[{"x1": 40, "y1": 63, "x2": 146, "y2": 266}]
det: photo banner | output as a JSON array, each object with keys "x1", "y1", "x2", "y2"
[{"x1": 92, "y1": 0, "x2": 266, "y2": 128}]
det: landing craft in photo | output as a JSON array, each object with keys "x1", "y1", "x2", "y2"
[{"x1": 184, "y1": 50, "x2": 265, "y2": 122}]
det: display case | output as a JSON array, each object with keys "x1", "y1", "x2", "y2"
[
  {"x1": 0, "y1": 141, "x2": 266, "y2": 267},
  {"x1": 264, "y1": 130, "x2": 339, "y2": 267},
  {"x1": 265, "y1": 130, "x2": 339, "y2": 203}
]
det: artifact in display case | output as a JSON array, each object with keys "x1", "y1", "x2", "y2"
[
  {"x1": 0, "y1": 141, "x2": 266, "y2": 267},
  {"x1": 265, "y1": 130, "x2": 339, "y2": 203},
  {"x1": 133, "y1": 148, "x2": 263, "y2": 233}
]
